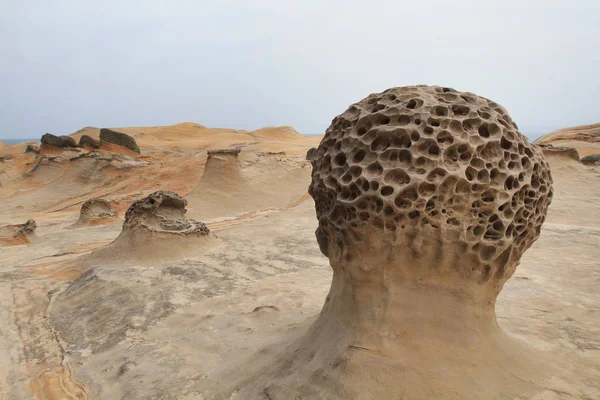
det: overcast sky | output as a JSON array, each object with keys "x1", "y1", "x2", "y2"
[{"x1": 1, "y1": 1, "x2": 599, "y2": 140}]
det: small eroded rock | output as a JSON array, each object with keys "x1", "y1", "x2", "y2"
[
  {"x1": 25, "y1": 143, "x2": 41, "y2": 154},
  {"x1": 80, "y1": 191, "x2": 217, "y2": 266},
  {"x1": 0, "y1": 219, "x2": 36, "y2": 246},
  {"x1": 73, "y1": 198, "x2": 117, "y2": 227},
  {"x1": 123, "y1": 191, "x2": 210, "y2": 235}
]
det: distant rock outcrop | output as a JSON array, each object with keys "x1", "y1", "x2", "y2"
[
  {"x1": 41, "y1": 133, "x2": 77, "y2": 148},
  {"x1": 535, "y1": 122, "x2": 600, "y2": 145},
  {"x1": 581, "y1": 153, "x2": 600, "y2": 165},
  {"x1": 25, "y1": 143, "x2": 41, "y2": 154},
  {"x1": 0, "y1": 219, "x2": 36, "y2": 246},
  {"x1": 99, "y1": 129, "x2": 140, "y2": 153},
  {"x1": 538, "y1": 144, "x2": 580, "y2": 161},
  {"x1": 306, "y1": 147, "x2": 317, "y2": 161},
  {"x1": 24, "y1": 148, "x2": 149, "y2": 181},
  {"x1": 79, "y1": 135, "x2": 100, "y2": 149},
  {"x1": 73, "y1": 198, "x2": 117, "y2": 227},
  {"x1": 535, "y1": 122, "x2": 600, "y2": 158}
]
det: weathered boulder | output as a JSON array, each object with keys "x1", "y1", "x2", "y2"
[
  {"x1": 581, "y1": 153, "x2": 600, "y2": 165},
  {"x1": 306, "y1": 147, "x2": 317, "y2": 161},
  {"x1": 41, "y1": 133, "x2": 77, "y2": 148},
  {"x1": 25, "y1": 143, "x2": 41, "y2": 154},
  {"x1": 99, "y1": 129, "x2": 140, "y2": 153},
  {"x1": 79, "y1": 134, "x2": 100, "y2": 149}
]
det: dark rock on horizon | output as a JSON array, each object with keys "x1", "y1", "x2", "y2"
[
  {"x1": 99, "y1": 129, "x2": 140, "y2": 153},
  {"x1": 41, "y1": 133, "x2": 77, "y2": 148},
  {"x1": 79, "y1": 135, "x2": 100, "y2": 149}
]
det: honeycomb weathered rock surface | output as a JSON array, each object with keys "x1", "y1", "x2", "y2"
[{"x1": 309, "y1": 85, "x2": 553, "y2": 294}]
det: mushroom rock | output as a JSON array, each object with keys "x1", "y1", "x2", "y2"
[
  {"x1": 41, "y1": 133, "x2": 77, "y2": 148},
  {"x1": 81, "y1": 191, "x2": 218, "y2": 266},
  {"x1": 73, "y1": 198, "x2": 117, "y2": 227},
  {"x1": 0, "y1": 219, "x2": 37, "y2": 246},
  {"x1": 231, "y1": 86, "x2": 555, "y2": 399},
  {"x1": 99, "y1": 128, "x2": 140, "y2": 153},
  {"x1": 79, "y1": 134, "x2": 100, "y2": 149},
  {"x1": 186, "y1": 148, "x2": 310, "y2": 220},
  {"x1": 306, "y1": 147, "x2": 317, "y2": 161},
  {"x1": 202, "y1": 149, "x2": 242, "y2": 181}
]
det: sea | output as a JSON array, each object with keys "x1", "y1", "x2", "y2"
[{"x1": 1, "y1": 138, "x2": 38, "y2": 145}]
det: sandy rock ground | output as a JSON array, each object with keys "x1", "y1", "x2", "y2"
[{"x1": 0, "y1": 123, "x2": 598, "y2": 399}]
